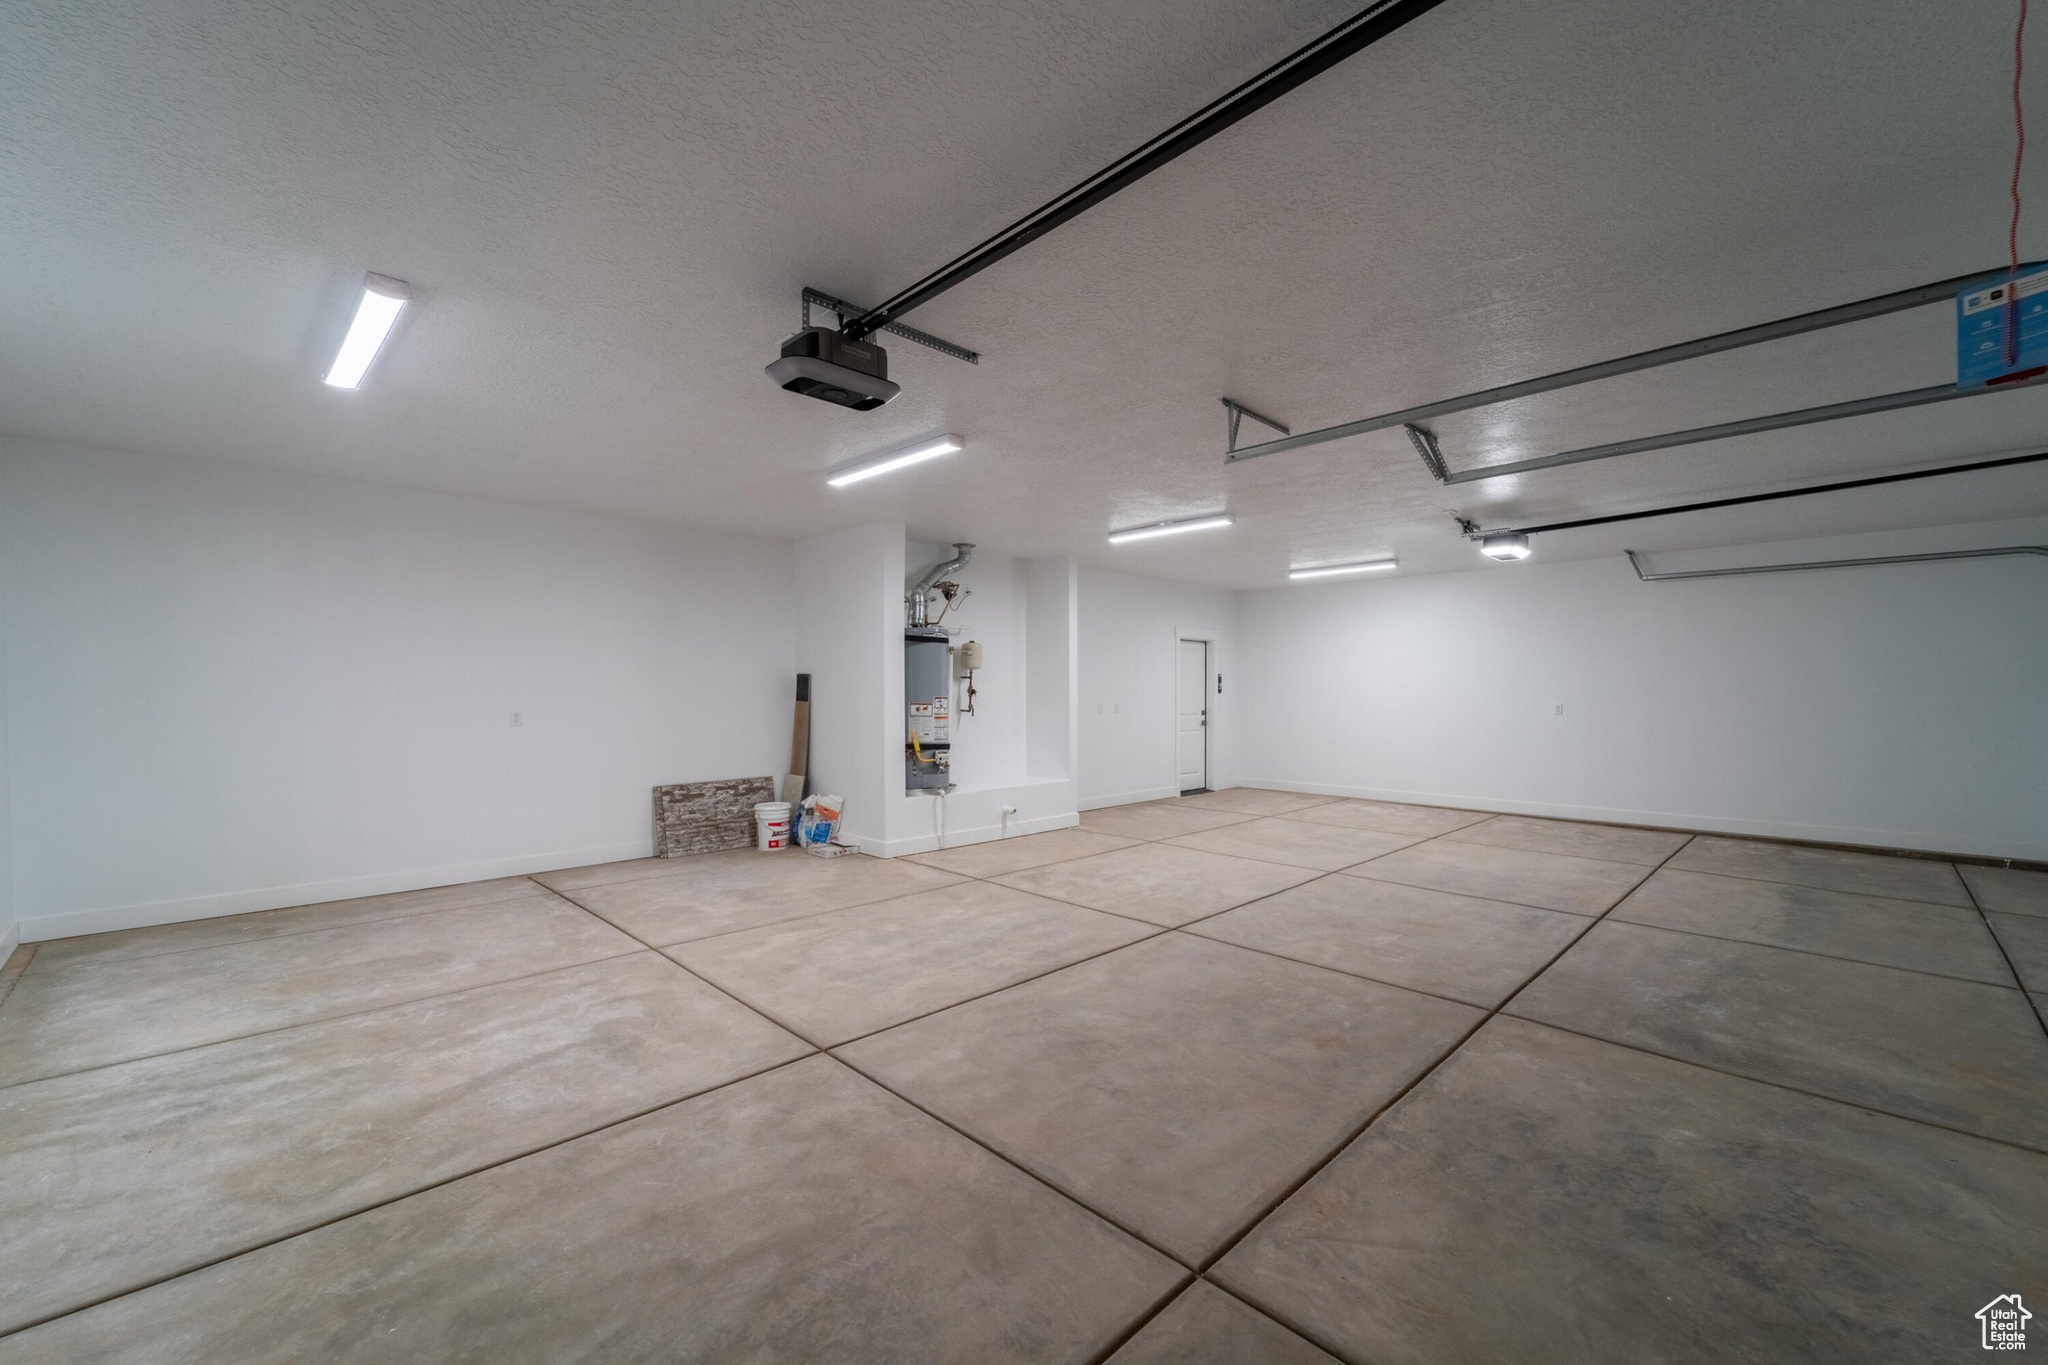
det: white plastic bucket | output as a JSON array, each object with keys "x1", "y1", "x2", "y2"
[{"x1": 754, "y1": 801, "x2": 793, "y2": 851}]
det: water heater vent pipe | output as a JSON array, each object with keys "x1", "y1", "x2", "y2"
[{"x1": 909, "y1": 543, "x2": 974, "y2": 628}]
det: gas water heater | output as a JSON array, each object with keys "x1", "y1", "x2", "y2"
[
  {"x1": 905, "y1": 629, "x2": 951, "y2": 791},
  {"x1": 905, "y1": 542, "x2": 975, "y2": 792}
]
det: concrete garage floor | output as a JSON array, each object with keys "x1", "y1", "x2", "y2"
[{"x1": 1, "y1": 791, "x2": 2045, "y2": 1362}]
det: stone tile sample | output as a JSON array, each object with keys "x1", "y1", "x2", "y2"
[
  {"x1": 29, "y1": 877, "x2": 552, "y2": 970},
  {"x1": 1988, "y1": 912, "x2": 2048, "y2": 993},
  {"x1": 1079, "y1": 801, "x2": 1260, "y2": 841},
  {"x1": 1166, "y1": 817, "x2": 1420, "y2": 872},
  {"x1": 653, "y1": 775, "x2": 776, "y2": 857},
  {"x1": 1345, "y1": 840, "x2": 1650, "y2": 915},
  {"x1": 669, "y1": 882, "x2": 1154, "y2": 1045},
  {"x1": 1963, "y1": 864, "x2": 2048, "y2": 918},
  {"x1": 0, "y1": 954, "x2": 806, "y2": 1333},
  {"x1": 0, "y1": 1059, "x2": 1182, "y2": 1364},
  {"x1": 1509, "y1": 921, "x2": 2048, "y2": 1148},
  {"x1": 1107, "y1": 1282, "x2": 1337, "y2": 1365},
  {"x1": 1668, "y1": 836, "x2": 1969, "y2": 906},
  {"x1": 1214, "y1": 1018, "x2": 2048, "y2": 1365},
  {"x1": 561, "y1": 849, "x2": 963, "y2": 946},
  {"x1": 1612, "y1": 868, "x2": 2014, "y2": 984},
  {"x1": 1286, "y1": 800, "x2": 1495, "y2": 839},
  {"x1": 841, "y1": 934, "x2": 1479, "y2": 1264},
  {"x1": 0, "y1": 898, "x2": 639, "y2": 1087},
  {"x1": 992, "y1": 843, "x2": 1319, "y2": 927},
  {"x1": 1190, "y1": 876, "x2": 1586, "y2": 1007},
  {"x1": 1441, "y1": 814, "x2": 1690, "y2": 865},
  {"x1": 906, "y1": 827, "x2": 1139, "y2": 878}
]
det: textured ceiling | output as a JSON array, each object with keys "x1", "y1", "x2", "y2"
[{"x1": 4, "y1": 0, "x2": 2048, "y2": 587}]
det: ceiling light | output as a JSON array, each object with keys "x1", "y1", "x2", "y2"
[
  {"x1": 1108, "y1": 515, "x2": 1234, "y2": 544},
  {"x1": 1480, "y1": 532, "x2": 1531, "y2": 561},
  {"x1": 323, "y1": 273, "x2": 411, "y2": 390},
  {"x1": 1289, "y1": 558, "x2": 1398, "y2": 579},
  {"x1": 825, "y1": 433, "x2": 964, "y2": 487}
]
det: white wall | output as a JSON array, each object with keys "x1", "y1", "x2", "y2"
[
  {"x1": 1076, "y1": 568, "x2": 1238, "y2": 808},
  {"x1": 0, "y1": 452, "x2": 13, "y2": 961},
  {"x1": 12, "y1": 437, "x2": 2032, "y2": 950},
  {"x1": 793, "y1": 521, "x2": 902, "y2": 853},
  {"x1": 1025, "y1": 556, "x2": 1078, "y2": 784},
  {"x1": 2, "y1": 437, "x2": 794, "y2": 940},
  {"x1": 1234, "y1": 519, "x2": 2048, "y2": 861}
]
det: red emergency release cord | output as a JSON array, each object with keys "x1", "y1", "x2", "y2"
[{"x1": 2009, "y1": 0, "x2": 2029, "y2": 367}]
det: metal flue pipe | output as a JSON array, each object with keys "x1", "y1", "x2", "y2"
[{"x1": 908, "y1": 543, "x2": 974, "y2": 628}]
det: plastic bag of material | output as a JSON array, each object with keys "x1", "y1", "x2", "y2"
[{"x1": 797, "y1": 794, "x2": 844, "y2": 851}]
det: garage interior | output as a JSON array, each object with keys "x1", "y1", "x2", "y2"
[{"x1": 1, "y1": 0, "x2": 2045, "y2": 1360}]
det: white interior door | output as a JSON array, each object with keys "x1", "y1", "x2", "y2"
[{"x1": 1176, "y1": 639, "x2": 1209, "y2": 794}]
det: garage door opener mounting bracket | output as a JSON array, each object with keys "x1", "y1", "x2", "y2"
[{"x1": 1222, "y1": 398, "x2": 1290, "y2": 453}]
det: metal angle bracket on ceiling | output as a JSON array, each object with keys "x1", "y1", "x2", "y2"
[
  {"x1": 1222, "y1": 398, "x2": 1290, "y2": 454},
  {"x1": 1624, "y1": 545, "x2": 2048, "y2": 581},
  {"x1": 1220, "y1": 262, "x2": 2048, "y2": 476},
  {"x1": 1404, "y1": 423, "x2": 1449, "y2": 482},
  {"x1": 801, "y1": 288, "x2": 978, "y2": 365}
]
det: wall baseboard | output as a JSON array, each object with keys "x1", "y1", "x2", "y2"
[
  {"x1": 0, "y1": 919, "x2": 19, "y2": 964},
  {"x1": 1236, "y1": 777, "x2": 2048, "y2": 865},
  {"x1": 1078, "y1": 785, "x2": 1182, "y2": 811},
  {"x1": 17, "y1": 840, "x2": 653, "y2": 944},
  {"x1": 870, "y1": 810, "x2": 1079, "y2": 859}
]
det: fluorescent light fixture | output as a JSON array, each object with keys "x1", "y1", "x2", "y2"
[
  {"x1": 826, "y1": 434, "x2": 964, "y2": 487},
  {"x1": 1289, "y1": 558, "x2": 1398, "y2": 579},
  {"x1": 1480, "y1": 532, "x2": 1532, "y2": 561},
  {"x1": 323, "y1": 273, "x2": 411, "y2": 389},
  {"x1": 1107, "y1": 514, "x2": 1234, "y2": 545}
]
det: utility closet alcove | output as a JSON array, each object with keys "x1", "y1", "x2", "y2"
[{"x1": 792, "y1": 521, "x2": 1079, "y2": 858}]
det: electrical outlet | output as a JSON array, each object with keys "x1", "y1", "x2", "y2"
[
  {"x1": 1113, "y1": 702, "x2": 1120, "y2": 714},
  {"x1": 1554, "y1": 703, "x2": 1564, "y2": 716},
  {"x1": 510, "y1": 711, "x2": 524, "y2": 727}
]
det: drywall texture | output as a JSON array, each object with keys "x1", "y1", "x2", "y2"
[
  {"x1": 1025, "y1": 556, "x2": 1079, "y2": 783},
  {"x1": 2, "y1": 437, "x2": 794, "y2": 939},
  {"x1": 9, "y1": 0, "x2": 2048, "y2": 587},
  {"x1": 1077, "y1": 569, "x2": 1237, "y2": 808},
  {"x1": 0, "y1": 453, "x2": 13, "y2": 960},
  {"x1": 1233, "y1": 519, "x2": 2048, "y2": 860},
  {"x1": 793, "y1": 522, "x2": 903, "y2": 853}
]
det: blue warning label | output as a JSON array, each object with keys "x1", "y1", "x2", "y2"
[{"x1": 1957, "y1": 267, "x2": 2048, "y2": 385}]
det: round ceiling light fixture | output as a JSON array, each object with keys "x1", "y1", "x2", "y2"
[{"x1": 1480, "y1": 532, "x2": 1531, "y2": 561}]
